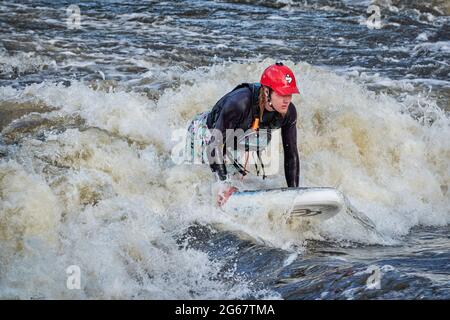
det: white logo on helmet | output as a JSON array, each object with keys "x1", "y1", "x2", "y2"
[{"x1": 285, "y1": 74, "x2": 292, "y2": 84}]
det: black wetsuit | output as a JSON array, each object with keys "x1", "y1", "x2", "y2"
[{"x1": 206, "y1": 83, "x2": 299, "y2": 187}]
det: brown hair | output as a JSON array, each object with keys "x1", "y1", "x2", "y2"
[{"x1": 258, "y1": 85, "x2": 268, "y2": 121}]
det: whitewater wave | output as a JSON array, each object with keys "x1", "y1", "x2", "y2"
[{"x1": 0, "y1": 60, "x2": 449, "y2": 298}]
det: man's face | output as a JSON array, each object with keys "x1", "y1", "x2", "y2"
[{"x1": 270, "y1": 90, "x2": 292, "y2": 115}]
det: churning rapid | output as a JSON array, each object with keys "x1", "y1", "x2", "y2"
[{"x1": 0, "y1": 0, "x2": 449, "y2": 299}]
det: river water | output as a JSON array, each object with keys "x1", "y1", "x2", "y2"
[{"x1": 0, "y1": 0, "x2": 449, "y2": 299}]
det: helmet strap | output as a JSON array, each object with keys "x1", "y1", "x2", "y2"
[
  {"x1": 266, "y1": 88, "x2": 276, "y2": 112},
  {"x1": 267, "y1": 87, "x2": 272, "y2": 102}
]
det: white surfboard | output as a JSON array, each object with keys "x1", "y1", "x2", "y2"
[{"x1": 222, "y1": 187, "x2": 344, "y2": 222}]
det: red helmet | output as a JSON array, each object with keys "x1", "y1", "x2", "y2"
[{"x1": 260, "y1": 62, "x2": 299, "y2": 95}]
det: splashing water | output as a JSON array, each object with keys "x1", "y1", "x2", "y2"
[{"x1": 1, "y1": 0, "x2": 449, "y2": 299}]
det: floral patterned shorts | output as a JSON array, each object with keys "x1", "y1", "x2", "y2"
[
  {"x1": 185, "y1": 111, "x2": 212, "y2": 165},
  {"x1": 186, "y1": 112, "x2": 257, "y2": 177}
]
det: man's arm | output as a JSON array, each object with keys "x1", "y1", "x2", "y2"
[{"x1": 281, "y1": 105, "x2": 299, "y2": 187}]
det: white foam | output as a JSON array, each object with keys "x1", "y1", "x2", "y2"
[
  {"x1": 0, "y1": 51, "x2": 54, "y2": 75},
  {"x1": 1, "y1": 59, "x2": 448, "y2": 297},
  {"x1": 413, "y1": 41, "x2": 450, "y2": 53},
  {"x1": 416, "y1": 32, "x2": 429, "y2": 41}
]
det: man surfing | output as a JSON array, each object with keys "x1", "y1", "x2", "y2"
[{"x1": 186, "y1": 62, "x2": 300, "y2": 206}]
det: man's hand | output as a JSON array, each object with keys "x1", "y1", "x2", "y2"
[{"x1": 217, "y1": 184, "x2": 238, "y2": 207}]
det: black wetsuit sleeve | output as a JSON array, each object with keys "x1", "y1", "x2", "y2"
[
  {"x1": 206, "y1": 90, "x2": 248, "y2": 181},
  {"x1": 281, "y1": 105, "x2": 300, "y2": 187}
]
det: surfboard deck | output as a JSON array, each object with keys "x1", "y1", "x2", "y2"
[{"x1": 223, "y1": 187, "x2": 344, "y2": 222}]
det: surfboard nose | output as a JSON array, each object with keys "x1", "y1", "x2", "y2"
[{"x1": 291, "y1": 188, "x2": 344, "y2": 221}]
